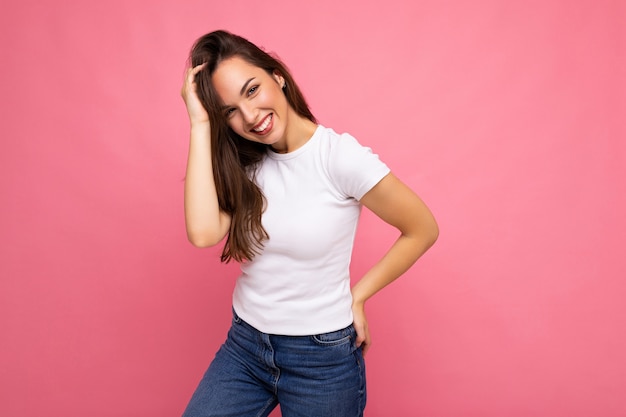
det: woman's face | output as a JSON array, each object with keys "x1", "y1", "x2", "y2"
[{"x1": 212, "y1": 56, "x2": 290, "y2": 147}]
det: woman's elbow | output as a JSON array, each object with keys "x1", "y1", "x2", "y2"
[
  {"x1": 186, "y1": 229, "x2": 224, "y2": 248},
  {"x1": 428, "y1": 220, "x2": 439, "y2": 247},
  {"x1": 420, "y1": 215, "x2": 439, "y2": 250}
]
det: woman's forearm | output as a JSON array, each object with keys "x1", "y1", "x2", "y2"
[{"x1": 351, "y1": 228, "x2": 438, "y2": 306}]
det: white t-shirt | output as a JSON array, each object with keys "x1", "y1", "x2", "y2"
[{"x1": 232, "y1": 125, "x2": 390, "y2": 335}]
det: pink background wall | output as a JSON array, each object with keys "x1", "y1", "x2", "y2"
[{"x1": 1, "y1": 0, "x2": 624, "y2": 416}]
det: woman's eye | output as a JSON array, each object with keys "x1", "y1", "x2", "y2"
[
  {"x1": 224, "y1": 108, "x2": 235, "y2": 117},
  {"x1": 247, "y1": 86, "x2": 258, "y2": 96}
]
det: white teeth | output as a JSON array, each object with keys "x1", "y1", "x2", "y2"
[{"x1": 253, "y1": 114, "x2": 272, "y2": 132}]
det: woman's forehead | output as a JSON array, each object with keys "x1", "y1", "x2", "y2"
[
  {"x1": 212, "y1": 57, "x2": 268, "y2": 100},
  {"x1": 213, "y1": 57, "x2": 265, "y2": 83}
]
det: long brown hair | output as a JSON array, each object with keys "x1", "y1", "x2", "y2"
[{"x1": 189, "y1": 30, "x2": 316, "y2": 263}]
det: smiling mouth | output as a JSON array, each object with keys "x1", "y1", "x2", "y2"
[{"x1": 251, "y1": 114, "x2": 273, "y2": 135}]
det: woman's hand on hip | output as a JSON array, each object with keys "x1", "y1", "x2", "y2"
[{"x1": 352, "y1": 301, "x2": 371, "y2": 356}]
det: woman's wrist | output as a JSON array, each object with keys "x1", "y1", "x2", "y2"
[
  {"x1": 190, "y1": 120, "x2": 210, "y2": 129},
  {"x1": 351, "y1": 291, "x2": 367, "y2": 308}
]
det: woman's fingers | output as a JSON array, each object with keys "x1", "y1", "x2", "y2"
[
  {"x1": 181, "y1": 63, "x2": 209, "y2": 124},
  {"x1": 182, "y1": 63, "x2": 205, "y2": 96},
  {"x1": 352, "y1": 304, "x2": 371, "y2": 355}
]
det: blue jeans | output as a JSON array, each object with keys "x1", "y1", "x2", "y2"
[{"x1": 182, "y1": 310, "x2": 367, "y2": 417}]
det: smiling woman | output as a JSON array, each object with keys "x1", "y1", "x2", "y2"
[
  {"x1": 180, "y1": 30, "x2": 438, "y2": 417},
  {"x1": 212, "y1": 56, "x2": 317, "y2": 152}
]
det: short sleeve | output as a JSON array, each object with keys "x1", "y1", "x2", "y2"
[{"x1": 327, "y1": 133, "x2": 391, "y2": 200}]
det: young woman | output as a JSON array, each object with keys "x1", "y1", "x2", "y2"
[{"x1": 180, "y1": 30, "x2": 438, "y2": 417}]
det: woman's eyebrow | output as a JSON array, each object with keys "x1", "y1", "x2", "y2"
[
  {"x1": 240, "y1": 78, "x2": 256, "y2": 96},
  {"x1": 220, "y1": 77, "x2": 258, "y2": 110}
]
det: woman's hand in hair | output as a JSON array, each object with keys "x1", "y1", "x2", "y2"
[{"x1": 181, "y1": 63, "x2": 209, "y2": 125}]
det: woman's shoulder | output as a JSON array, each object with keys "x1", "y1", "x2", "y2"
[
  {"x1": 316, "y1": 125, "x2": 365, "y2": 154},
  {"x1": 315, "y1": 125, "x2": 390, "y2": 200},
  {"x1": 316, "y1": 126, "x2": 379, "y2": 162}
]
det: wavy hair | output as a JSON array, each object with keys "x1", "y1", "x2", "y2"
[{"x1": 189, "y1": 30, "x2": 316, "y2": 263}]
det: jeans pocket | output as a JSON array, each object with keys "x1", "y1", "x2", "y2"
[{"x1": 311, "y1": 325, "x2": 354, "y2": 347}]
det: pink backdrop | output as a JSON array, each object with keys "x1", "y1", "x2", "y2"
[{"x1": 1, "y1": 1, "x2": 624, "y2": 416}]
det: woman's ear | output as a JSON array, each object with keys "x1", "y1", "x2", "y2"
[{"x1": 273, "y1": 71, "x2": 286, "y2": 89}]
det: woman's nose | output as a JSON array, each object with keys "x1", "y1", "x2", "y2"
[{"x1": 240, "y1": 104, "x2": 257, "y2": 125}]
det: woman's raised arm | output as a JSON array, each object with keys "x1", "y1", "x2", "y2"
[{"x1": 181, "y1": 64, "x2": 231, "y2": 247}]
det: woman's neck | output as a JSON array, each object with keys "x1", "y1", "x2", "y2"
[{"x1": 271, "y1": 114, "x2": 318, "y2": 154}]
